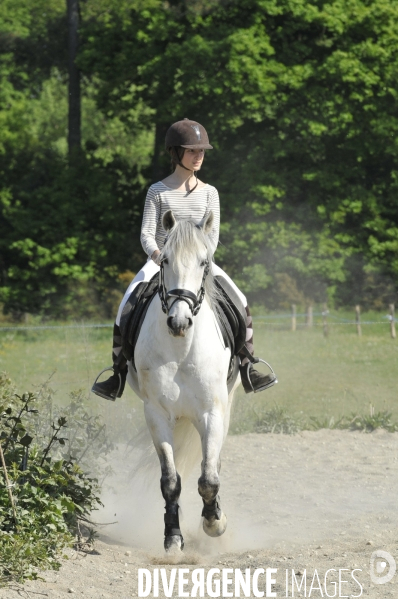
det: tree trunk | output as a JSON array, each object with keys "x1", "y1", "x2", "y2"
[
  {"x1": 152, "y1": 122, "x2": 170, "y2": 181},
  {"x1": 67, "y1": 0, "x2": 81, "y2": 158}
]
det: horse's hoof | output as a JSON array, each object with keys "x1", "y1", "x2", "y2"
[
  {"x1": 164, "y1": 534, "x2": 184, "y2": 554},
  {"x1": 203, "y1": 511, "x2": 227, "y2": 537}
]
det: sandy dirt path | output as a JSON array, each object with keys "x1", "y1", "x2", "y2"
[{"x1": 1, "y1": 429, "x2": 398, "y2": 598}]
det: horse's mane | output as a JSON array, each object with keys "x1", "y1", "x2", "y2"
[{"x1": 159, "y1": 218, "x2": 219, "y2": 309}]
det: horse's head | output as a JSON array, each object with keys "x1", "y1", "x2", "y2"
[{"x1": 159, "y1": 209, "x2": 215, "y2": 337}]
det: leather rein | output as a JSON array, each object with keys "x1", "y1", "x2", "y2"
[{"x1": 159, "y1": 259, "x2": 210, "y2": 317}]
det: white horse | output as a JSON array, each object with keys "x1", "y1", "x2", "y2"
[{"x1": 127, "y1": 209, "x2": 240, "y2": 552}]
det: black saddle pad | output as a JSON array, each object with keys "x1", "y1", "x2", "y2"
[
  {"x1": 214, "y1": 275, "x2": 247, "y2": 357},
  {"x1": 119, "y1": 272, "x2": 160, "y2": 370},
  {"x1": 118, "y1": 272, "x2": 247, "y2": 373}
]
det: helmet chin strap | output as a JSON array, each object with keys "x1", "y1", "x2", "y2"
[
  {"x1": 178, "y1": 160, "x2": 191, "y2": 172},
  {"x1": 177, "y1": 164, "x2": 198, "y2": 195},
  {"x1": 185, "y1": 171, "x2": 198, "y2": 195}
]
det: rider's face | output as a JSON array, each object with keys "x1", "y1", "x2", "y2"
[{"x1": 181, "y1": 148, "x2": 205, "y2": 171}]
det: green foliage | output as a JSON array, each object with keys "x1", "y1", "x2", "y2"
[
  {"x1": 230, "y1": 400, "x2": 304, "y2": 436},
  {"x1": 253, "y1": 405, "x2": 302, "y2": 435},
  {"x1": 348, "y1": 410, "x2": 398, "y2": 433},
  {"x1": 308, "y1": 410, "x2": 398, "y2": 432},
  {"x1": 80, "y1": 0, "x2": 398, "y2": 307},
  {"x1": 307, "y1": 415, "x2": 347, "y2": 430},
  {"x1": 0, "y1": 374, "x2": 104, "y2": 584},
  {"x1": 231, "y1": 401, "x2": 398, "y2": 436},
  {"x1": 0, "y1": 4, "x2": 152, "y2": 317},
  {"x1": 33, "y1": 384, "x2": 115, "y2": 485},
  {"x1": 1, "y1": 0, "x2": 398, "y2": 314}
]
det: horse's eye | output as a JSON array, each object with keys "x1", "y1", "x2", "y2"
[{"x1": 163, "y1": 258, "x2": 169, "y2": 265}]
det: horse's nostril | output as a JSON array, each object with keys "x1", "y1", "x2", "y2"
[
  {"x1": 167, "y1": 316, "x2": 174, "y2": 329},
  {"x1": 187, "y1": 317, "x2": 193, "y2": 327}
]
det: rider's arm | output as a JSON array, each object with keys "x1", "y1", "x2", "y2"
[
  {"x1": 208, "y1": 188, "x2": 220, "y2": 254},
  {"x1": 140, "y1": 186, "x2": 160, "y2": 259}
]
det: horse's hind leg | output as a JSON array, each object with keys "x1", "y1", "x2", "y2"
[
  {"x1": 144, "y1": 406, "x2": 184, "y2": 553},
  {"x1": 197, "y1": 412, "x2": 227, "y2": 538}
]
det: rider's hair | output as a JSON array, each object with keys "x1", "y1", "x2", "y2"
[{"x1": 168, "y1": 146, "x2": 185, "y2": 171}]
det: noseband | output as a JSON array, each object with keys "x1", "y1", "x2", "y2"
[{"x1": 159, "y1": 259, "x2": 210, "y2": 317}]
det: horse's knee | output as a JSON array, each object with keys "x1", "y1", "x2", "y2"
[
  {"x1": 201, "y1": 457, "x2": 221, "y2": 474},
  {"x1": 198, "y1": 473, "x2": 219, "y2": 503},
  {"x1": 161, "y1": 471, "x2": 181, "y2": 504}
]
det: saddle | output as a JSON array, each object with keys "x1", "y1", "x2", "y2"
[
  {"x1": 119, "y1": 273, "x2": 160, "y2": 370},
  {"x1": 213, "y1": 276, "x2": 246, "y2": 356},
  {"x1": 119, "y1": 272, "x2": 247, "y2": 373}
]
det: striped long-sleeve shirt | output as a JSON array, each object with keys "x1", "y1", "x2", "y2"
[{"x1": 140, "y1": 181, "x2": 220, "y2": 257}]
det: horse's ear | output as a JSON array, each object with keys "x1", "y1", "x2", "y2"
[
  {"x1": 200, "y1": 210, "x2": 214, "y2": 235},
  {"x1": 163, "y1": 209, "x2": 176, "y2": 231}
]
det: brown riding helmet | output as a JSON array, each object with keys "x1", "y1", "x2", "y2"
[{"x1": 165, "y1": 118, "x2": 213, "y2": 150}]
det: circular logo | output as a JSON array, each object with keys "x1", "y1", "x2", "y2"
[{"x1": 370, "y1": 550, "x2": 396, "y2": 585}]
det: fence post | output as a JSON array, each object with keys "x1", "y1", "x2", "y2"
[
  {"x1": 291, "y1": 304, "x2": 296, "y2": 332},
  {"x1": 355, "y1": 305, "x2": 362, "y2": 337},
  {"x1": 322, "y1": 303, "x2": 329, "y2": 337},
  {"x1": 389, "y1": 304, "x2": 396, "y2": 339},
  {"x1": 306, "y1": 305, "x2": 313, "y2": 328}
]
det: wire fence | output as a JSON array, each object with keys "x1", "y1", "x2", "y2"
[
  {"x1": 0, "y1": 313, "x2": 396, "y2": 330},
  {"x1": 252, "y1": 305, "x2": 397, "y2": 340},
  {"x1": 0, "y1": 323, "x2": 112, "y2": 332},
  {"x1": 252, "y1": 312, "x2": 398, "y2": 325},
  {"x1": 0, "y1": 308, "x2": 396, "y2": 401}
]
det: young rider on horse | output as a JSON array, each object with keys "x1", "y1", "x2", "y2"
[{"x1": 92, "y1": 119, "x2": 277, "y2": 401}]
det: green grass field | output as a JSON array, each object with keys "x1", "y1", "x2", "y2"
[
  {"x1": 232, "y1": 315, "x2": 398, "y2": 433},
  {"x1": 0, "y1": 312, "x2": 397, "y2": 434}
]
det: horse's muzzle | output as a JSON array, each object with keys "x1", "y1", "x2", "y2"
[{"x1": 167, "y1": 315, "x2": 193, "y2": 337}]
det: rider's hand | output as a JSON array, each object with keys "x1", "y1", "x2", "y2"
[{"x1": 151, "y1": 250, "x2": 161, "y2": 265}]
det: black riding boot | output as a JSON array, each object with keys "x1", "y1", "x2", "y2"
[
  {"x1": 238, "y1": 305, "x2": 277, "y2": 394},
  {"x1": 91, "y1": 365, "x2": 127, "y2": 401},
  {"x1": 91, "y1": 324, "x2": 127, "y2": 401},
  {"x1": 239, "y1": 363, "x2": 277, "y2": 394}
]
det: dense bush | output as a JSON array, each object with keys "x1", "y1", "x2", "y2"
[{"x1": 0, "y1": 374, "x2": 108, "y2": 585}]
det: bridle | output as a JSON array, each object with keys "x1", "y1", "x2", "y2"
[{"x1": 159, "y1": 258, "x2": 210, "y2": 317}]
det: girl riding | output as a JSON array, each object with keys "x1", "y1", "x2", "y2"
[{"x1": 92, "y1": 119, "x2": 277, "y2": 400}]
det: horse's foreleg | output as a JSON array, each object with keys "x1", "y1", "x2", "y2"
[
  {"x1": 197, "y1": 411, "x2": 227, "y2": 538},
  {"x1": 161, "y1": 464, "x2": 183, "y2": 553},
  {"x1": 144, "y1": 406, "x2": 183, "y2": 553}
]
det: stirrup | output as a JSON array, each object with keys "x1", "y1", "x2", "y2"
[
  {"x1": 91, "y1": 366, "x2": 123, "y2": 401},
  {"x1": 245, "y1": 359, "x2": 278, "y2": 393}
]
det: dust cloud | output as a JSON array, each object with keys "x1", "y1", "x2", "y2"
[{"x1": 96, "y1": 427, "x2": 398, "y2": 559}]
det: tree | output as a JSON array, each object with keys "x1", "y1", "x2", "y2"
[
  {"x1": 2, "y1": 0, "x2": 398, "y2": 316},
  {"x1": 80, "y1": 0, "x2": 398, "y2": 306},
  {"x1": 0, "y1": 0, "x2": 152, "y2": 317},
  {"x1": 66, "y1": 0, "x2": 81, "y2": 156}
]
